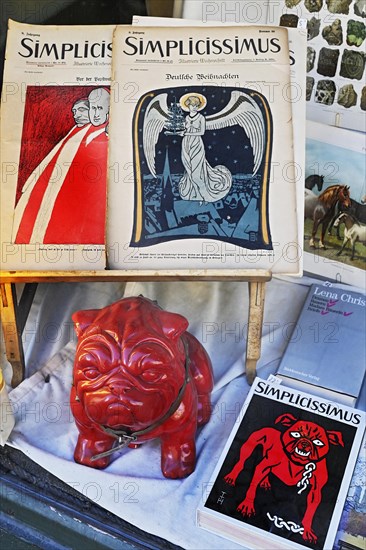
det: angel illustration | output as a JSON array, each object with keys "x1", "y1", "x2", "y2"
[{"x1": 143, "y1": 90, "x2": 266, "y2": 204}]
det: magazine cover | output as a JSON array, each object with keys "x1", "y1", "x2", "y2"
[
  {"x1": 107, "y1": 24, "x2": 301, "y2": 274},
  {"x1": 304, "y1": 120, "x2": 365, "y2": 287},
  {"x1": 197, "y1": 378, "x2": 365, "y2": 550},
  {"x1": 132, "y1": 15, "x2": 307, "y2": 273},
  {"x1": 268, "y1": 0, "x2": 366, "y2": 132},
  {"x1": 276, "y1": 282, "x2": 366, "y2": 406},
  {"x1": 334, "y1": 433, "x2": 366, "y2": 550},
  {"x1": 0, "y1": 20, "x2": 114, "y2": 270},
  {"x1": 197, "y1": 378, "x2": 365, "y2": 549}
]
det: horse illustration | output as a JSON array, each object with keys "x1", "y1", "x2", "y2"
[
  {"x1": 305, "y1": 174, "x2": 324, "y2": 192},
  {"x1": 328, "y1": 198, "x2": 366, "y2": 238},
  {"x1": 305, "y1": 185, "x2": 351, "y2": 248},
  {"x1": 334, "y1": 212, "x2": 366, "y2": 260}
]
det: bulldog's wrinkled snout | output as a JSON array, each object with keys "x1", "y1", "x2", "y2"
[{"x1": 108, "y1": 380, "x2": 132, "y2": 396}]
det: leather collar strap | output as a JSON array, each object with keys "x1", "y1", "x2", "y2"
[{"x1": 91, "y1": 341, "x2": 191, "y2": 462}]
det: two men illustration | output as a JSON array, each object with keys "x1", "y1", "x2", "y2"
[{"x1": 13, "y1": 87, "x2": 110, "y2": 245}]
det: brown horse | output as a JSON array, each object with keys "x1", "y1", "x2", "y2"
[{"x1": 304, "y1": 185, "x2": 351, "y2": 248}]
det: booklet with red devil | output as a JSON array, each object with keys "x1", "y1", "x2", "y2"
[{"x1": 197, "y1": 377, "x2": 365, "y2": 550}]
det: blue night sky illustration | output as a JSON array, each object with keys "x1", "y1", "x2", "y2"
[{"x1": 138, "y1": 85, "x2": 255, "y2": 177}]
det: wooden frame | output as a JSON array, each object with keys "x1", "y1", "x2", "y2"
[{"x1": 0, "y1": 269, "x2": 271, "y2": 387}]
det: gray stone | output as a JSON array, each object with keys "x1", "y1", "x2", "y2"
[
  {"x1": 307, "y1": 47, "x2": 316, "y2": 72},
  {"x1": 354, "y1": 0, "x2": 366, "y2": 18},
  {"x1": 308, "y1": 17, "x2": 321, "y2": 40},
  {"x1": 337, "y1": 84, "x2": 358, "y2": 107},
  {"x1": 305, "y1": 0, "x2": 323, "y2": 12},
  {"x1": 306, "y1": 77, "x2": 315, "y2": 100},
  {"x1": 315, "y1": 80, "x2": 336, "y2": 105},
  {"x1": 317, "y1": 47, "x2": 340, "y2": 77},
  {"x1": 279, "y1": 13, "x2": 299, "y2": 27},
  {"x1": 326, "y1": 0, "x2": 352, "y2": 14},
  {"x1": 285, "y1": 0, "x2": 302, "y2": 6},
  {"x1": 361, "y1": 87, "x2": 366, "y2": 110},
  {"x1": 340, "y1": 50, "x2": 366, "y2": 80},
  {"x1": 322, "y1": 19, "x2": 343, "y2": 45}
]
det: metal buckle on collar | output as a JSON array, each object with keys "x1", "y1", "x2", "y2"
[{"x1": 91, "y1": 433, "x2": 137, "y2": 462}]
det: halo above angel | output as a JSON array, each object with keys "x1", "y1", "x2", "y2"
[
  {"x1": 179, "y1": 92, "x2": 207, "y2": 112},
  {"x1": 143, "y1": 89, "x2": 266, "y2": 204}
]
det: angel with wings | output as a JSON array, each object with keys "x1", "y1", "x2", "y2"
[{"x1": 143, "y1": 89, "x2": 266, "y2": 204}]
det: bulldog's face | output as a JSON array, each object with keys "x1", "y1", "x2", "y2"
[
  {"x1": 72, "y1": 297, "x2": 189, "y2": 431},
  {"x1": 276, "y1": 413, "x2": 344, "y2": 466}
]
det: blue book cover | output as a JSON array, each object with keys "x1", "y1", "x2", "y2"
[{"x1": 277, "y1": 284, "x2": 366, "y2": 405}]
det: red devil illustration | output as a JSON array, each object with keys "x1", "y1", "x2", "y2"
[{"x1": 224, "y1": 413, "x2": 344, "y2": 543}]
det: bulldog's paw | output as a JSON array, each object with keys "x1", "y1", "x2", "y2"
[
  {"x1": 161, "y1": 439, "x2": 196, "y2": 479},
  {"x1": 74, "y1": 434, "x2": 114, "y2": 469}
]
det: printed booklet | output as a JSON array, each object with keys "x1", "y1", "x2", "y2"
[
  {"x1": 197, "y1": 377, "x2": 365, "y2": 550},
  {"x1": 276, "y1": 282, "x2": 366, "y2": 406},
  {"x1": 132, "y1": 14, "x2": 307, "y2": 275},
  {"x1": 107, "y1": 24, "x2": 301, "y2": 274},
  {"x1": 0, "y1": 20, "x2": 114, "y2": 270}
]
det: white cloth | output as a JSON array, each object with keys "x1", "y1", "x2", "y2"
[{"x1": 4, "y1": 276, "x2": 365, "y2": 549}]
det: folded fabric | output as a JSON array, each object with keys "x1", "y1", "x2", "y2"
[{"x1": 6, "y1": 276, "x2": 324, "y2": 548}]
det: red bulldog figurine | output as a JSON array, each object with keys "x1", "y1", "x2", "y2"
[{"x1": 70, "y1": 296, "x2": 213, "y2": 478}]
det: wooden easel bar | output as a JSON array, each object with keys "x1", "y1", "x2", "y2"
[
  {"x1": 0, "y1": 282, "x2": 25, "y2": 387},
  {"x1": 0, "y1": 269, "x2": 272, "y2": 283},
  {"x1": 246, "y1": 280, "x2": 267, "y2": 385},
  {"x1": 0, "y1": 269, "x2": 271, "y2": 388}
]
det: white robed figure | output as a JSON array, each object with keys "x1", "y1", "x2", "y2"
[
  {"x1": 143, "y1": 89, "x2": 266, "y2": 203},
  {"x1": 178, "y1": 93, "x2": 231, "y2": 203}
]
